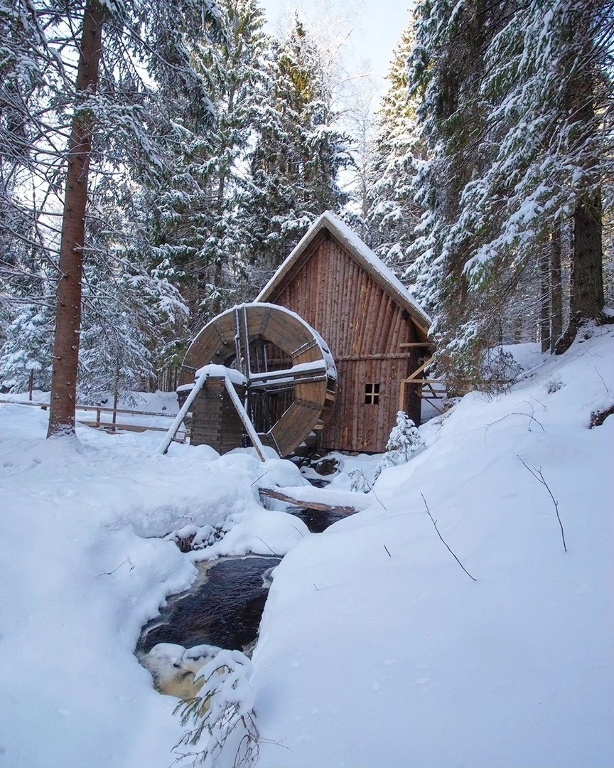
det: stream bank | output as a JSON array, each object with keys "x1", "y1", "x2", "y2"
[{"x1": 136, "y1": 501, "x2": 348, "y2": 695}]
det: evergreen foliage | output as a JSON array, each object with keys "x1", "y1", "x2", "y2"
[
  {"x1": 366, "y1": 20, "x2": 422, "y2": 273},
  {"x1": 0, "y1": 0, "x2": 221, "y2": 410},
  {"x1": 2, "y1": 0, "x2": 612, "y2": 412},
  {"x1": 408, "y1": 0, "x2": 612, "y2": 389},
  {"x1": 243, "y1": 18, "x2": 351, "y2": 284},
  {"x1": 148, "y1": 0, "x2": 269, "y2": 333},
  {"x1": 375, "y1": 411, "x2": 425, "y2": 479}
]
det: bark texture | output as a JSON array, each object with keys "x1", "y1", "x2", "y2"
[
  {"x1": 47, "y1": 1, "x2": 104, "y2": 437},
  {"x1": 572, "y1": 190, "x2": 604, "y2": 321},
  {"x1": 550, "y1": 228, "x2": 563, "y2": 349}
]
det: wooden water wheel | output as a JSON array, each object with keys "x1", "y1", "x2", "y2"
[{"x1": 179, "y1": 303, "x2": 337, "y2": 457}]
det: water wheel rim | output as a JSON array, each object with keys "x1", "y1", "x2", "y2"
[{"x1": 181, "y1": 303, "x2": 337, "y2": 456}]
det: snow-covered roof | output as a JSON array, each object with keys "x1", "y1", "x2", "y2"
[{"x1": 256, "y1": 211, "x2": 431, "y2": 332}]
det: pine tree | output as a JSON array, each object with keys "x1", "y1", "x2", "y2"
[
  {"x1": 0, "y1": 0, "x2": 222, "y2": 435},
  {"x1": 149, "y1": 0, "x2": 269, "y2": 333},
  {"x1": 366, "y1": 20, "x2": 422, "y2": 274},
  {"x1": 0, "y1": 293, "x2": 55, "y2": 392},
  {"x1": 455, "y1": 0, "x2": 611, "y2": 353},
  {"x1": 244, "y1": 18, "x2": 351, "y2": 281},
  {"x1": 374, "y1": 411, "x2": 424, "y2": 479},
  {"x1": 409, "y1": 0, "x2": 612, "y2": 390},
  {"x1": 408, "y1": 0, "x2": 512, "y2": 391}
]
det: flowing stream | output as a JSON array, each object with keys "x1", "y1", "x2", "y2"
[{"x1": 137, "y1": 504, "x2": 344, "y2": 660}]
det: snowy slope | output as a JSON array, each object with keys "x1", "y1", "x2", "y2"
[
  {"x1": 251, "y1": 326, "x2": 614, "y2": 768},
  {"x1": 0, "y1": 327, "x2": 612, "y2": 768}
]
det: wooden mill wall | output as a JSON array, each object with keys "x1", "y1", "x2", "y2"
[{"x1": 269, "y1": 233, "x2": 419, "y2": 453}]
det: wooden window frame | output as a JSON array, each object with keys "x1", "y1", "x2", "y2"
[{"x1": 364, "y1": 382, "x2": 380, "y2": 405}]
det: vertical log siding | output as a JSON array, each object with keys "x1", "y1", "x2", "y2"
[{"x1": 272, "y1": 236, "x2": 420, "y2": 452}]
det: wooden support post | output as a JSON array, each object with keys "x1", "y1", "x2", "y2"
[
  {"x1": 157, "y1": 367, "x2": 210, "y2": 455},
  {"x1": 224, "y1": 376, "x2": 267, "y2": 462}
]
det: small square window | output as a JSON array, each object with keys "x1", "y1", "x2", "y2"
[{"x1": 364, "y1": 383, "x2": 380, "y2": 405}]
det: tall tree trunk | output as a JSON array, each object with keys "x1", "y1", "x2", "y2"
[
  {"x1": 555, "y1": 3, "x2": 604, "y2": 354},
  {"x1": 571, "y1": 189, "x2": 603, "y2": 321},
  {"x1": 539, "y1": 244, "x2": 551, "y2": 353},
  {"x1": 550, "y1": 226, "x2": 563, "y2": 350},
  {"x1": 47, "y1": 1, "x2": 104, "y2": 437}
]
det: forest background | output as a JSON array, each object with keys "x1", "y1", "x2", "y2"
[{"x1": 1, "y1": 0, "x2": 612, "y2": 434}]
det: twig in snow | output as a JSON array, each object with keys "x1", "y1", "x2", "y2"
[
  {"x1": 517, "y1": 456, "x2": 567, "y2": 553},
  {"x1": 484, "y1": 404, "x2": 545, "y2": 443},
  {"x1": 256, "y1": 537, "x2": 279, "y2": 556},
  {"x1": 384, "y1": 544, "x2": 392, "y2": 558},
  {"x1": 594, "y1": 367, "x2": 612, "y2": 394},
  {"x1": 529, "y1": 395, "x2": 547, "y2": 411},
  {"x1": 99, "y1": 558, "x2": 134, "y2": 577},
  {"x1": 421, "y1": 494, "x2": 476, "y2": 582},
  {"x1": 251, "y1": 469, "x2": 271, "y2": 487},
  {"x1": 354, "y1": 469, "x2": 387, "y2": 511}
]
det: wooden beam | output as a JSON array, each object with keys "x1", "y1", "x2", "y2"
[
  {"x1": 400, "y1": 355, "x2": 435, "y2": 383},
  {"x1": 399, "y1": 342, "x2": 436, "y2": 349},
  {"x1": 157, "y1": 366, "x2": 210, "y2": 455},
  {"x1": 224, "y1": 376, "x2": 268, "y2": 462},
  {"x1": 259, "y1": 487, "x2": 357, "y2": 515},
  {"x1": 398, "y1": 354, "x2": 437, "y2": 412},
  {"x1": 335, "y1": 353, "x2": 412, "y2": 362}
]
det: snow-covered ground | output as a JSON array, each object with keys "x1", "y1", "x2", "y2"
[{"x1": 0, "y1": 327, "x2": 613, "y2": 768}]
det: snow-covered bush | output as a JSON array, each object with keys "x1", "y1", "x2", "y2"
[
  {"x1": 480, "y1": 347, "x2": 523, "y2": 395},
  {"x1": 546, "y1": 375, "x2": 564, "y2": 394},
  {"x1": 349, "y1": 469, "x2": 372, "y2": 493},
  {"x1": 174, "y1": 649, "x2": 259, "y2": 768},
  {"x1": 374, "y1": 411, "x2": 424, "y2": 479}
]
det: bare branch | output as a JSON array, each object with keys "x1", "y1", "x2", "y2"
[
  {"x1": 517, "y1": 456, "x2": 567, "y2": 553},
  {"x1": 421, "y1": 494, "x2": 477, "y2": 581}
]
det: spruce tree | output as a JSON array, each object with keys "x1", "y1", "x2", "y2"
[
  {"x1": 149, "y1": 0, "x2": 269, "y2": 333},
  {"x1": 409, "y1": 0, "x2": 611, "y2": 390},
  {"x1": 0, "y1": 0, "x2": 222, "y2": 435},
  {"x1": 366, "y1": 20, "x2": 422, "y2": 274},
  {"x1": 244, "y1": 18, "x2": 351, "y2": 281},
  {"x1": 409, "y1": 0, "x2": 512, "y2": 391}
]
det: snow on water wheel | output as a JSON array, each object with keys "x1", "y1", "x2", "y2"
[{"x1": 180, "y1": 303, "x2": 337, "y2": 457}]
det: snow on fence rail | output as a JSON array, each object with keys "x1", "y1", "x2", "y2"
[{"x1": 0, "y1": 399, "x2": 186, "y2": 440}]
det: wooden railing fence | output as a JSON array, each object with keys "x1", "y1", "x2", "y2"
[{"x1": 0, "y1": 399, "x2": 186, "y2": 441}]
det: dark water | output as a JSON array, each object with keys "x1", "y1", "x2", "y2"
[
  {"x1": 137, "y1": 504, "x2": 347, "y2": 658},
  {"x1": 305, "y1": 477, "x2": 330, "y2": 488},
  {"x1": 287, "y1": 506, "x2": 345, "y2": 533},
  {"x1": 137, "y1": 556, "x2": 281, "y2": 654}
]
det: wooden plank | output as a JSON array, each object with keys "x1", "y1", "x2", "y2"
[
  {"x1": 400, "y1": 355, "x2": 435, "y2": 383},
  {"x1": 269, "y1": 398, "x2": 322, "y2": 456},
  {"x1": 259, "y1": 487, "x2": 357, "y2": 515},
  {"x1": 335, "y1": 353, "x2": 412, "y2": 362},
  {"x1": 78, "y1": 421, "x2": 186, "y2": 439},
  {"x1": 223, "y1": 377, "x2": 267, "y2": 461},
  {"x1": 0, "y1": 399, "x2": 176, "y2": 419},
  {"x1": 0, "y1": 399, "x2": 48, "y2": 409}
]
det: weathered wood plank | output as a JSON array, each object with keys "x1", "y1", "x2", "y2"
[{"x1": 259, "y1": 487, "x2": 358, "y2": 515}]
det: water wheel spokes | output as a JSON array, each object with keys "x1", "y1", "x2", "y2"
[{"x1": 180, "y1": 303, "x2": 337, "y2": 457}]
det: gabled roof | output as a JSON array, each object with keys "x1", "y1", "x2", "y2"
[{"x1": 256, "y1": 211, "x2": 431, "y2": 333}]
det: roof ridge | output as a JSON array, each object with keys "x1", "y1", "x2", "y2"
[{"x1": 256, "y1": 211, "x2": 431, "y2": 331}]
